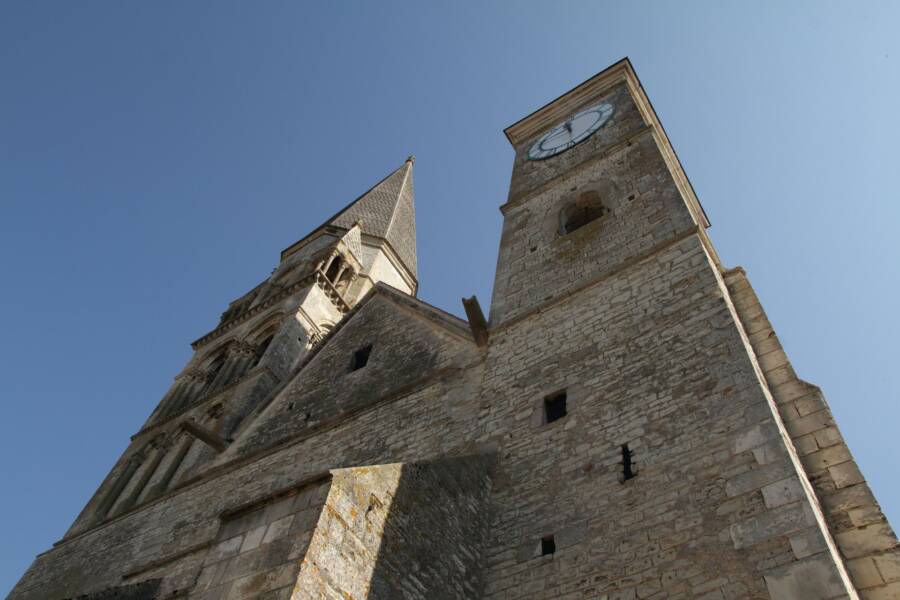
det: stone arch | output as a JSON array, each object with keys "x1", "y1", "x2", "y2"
[
  {"x1": 321, "y1": 251, "x2": 357, "y2": 291},
  {"x1": 247, "y1": 317, "x2": 282, "y2": 369},
  {"x1": 95, "y1": 433, "x2": 168, "y2": 520},
  {"x1": 558, "y1": 190, "x2": 609, "y2": 236}
]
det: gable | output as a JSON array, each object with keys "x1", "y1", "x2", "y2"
[{"x1": 229, "y1": 292, "x2": 475, "y2": 456}]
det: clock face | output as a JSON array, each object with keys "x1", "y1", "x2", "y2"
[{"x1": 527, "y1": 102, "x2": 615, "y2": 161}]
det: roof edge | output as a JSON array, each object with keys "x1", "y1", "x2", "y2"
[
  {"x1": 504, "y1": 57, "x2": 632, "y2": 146},
  {"x1": 279, "y1": 158, "x2": 413, "y2": 263}
]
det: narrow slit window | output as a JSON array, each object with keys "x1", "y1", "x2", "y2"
[
  {"x1": 621, "y1": 443, "x2": 636, "y2": 481},
  {"x1": 350, "y1": 344, "x2": 372, "y2": 371},
  {"x1": 543, "y1": 391, "x2": 567, "y2": 424},
  {"x1": 541, "y1": 535, "x2": 556, "y2": 556}
]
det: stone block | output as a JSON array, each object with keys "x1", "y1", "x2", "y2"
[
  {"x1": 788, "y1": 528, "x2": 827, "y2": 559},
  {"x1": 865, "y1": 581, "x2": 900, "y2": 600},
  {"x1": 240, "y1": 525, "x2": 267, "y2": 553},
  {"x1": 813, "y1": 427, "x2": 843, "y2": 449},
  {"x1": 874, "y1": 551, "x2": 900, "y2": 583},
  {"x1": 763, "y1": 554, "x2": 848, "y2": 600},
  {"x1": 801, "y1": 445, "x2": 852, "y2": 473},
  {"x1": 829, "y1": 461, "x2": 865, "y2": 489},
  {"x1": 725, "y1": 461, "x2": 794, "y2": 497},
  {"x1": 761, "y1": 478, "x2": 805, "y2": 509},
  {"x1": 783, "y1": 410, "x2": 833, "y2": 438},
  {"x1": 835, "y1": 523, "x2": 900, "y2": 559},
  {"x1": 733, "y1": 421, "x2": 779, "y2": 454},
  {"x1": 262, "y1": 515, "x2": 294, "y2": 545},
  {"x1": 847, "y1": 556, "x2": 884, "y2": 588},
  {"x1": 730, "y1": 504, "x2": 815, "y2": 549}
]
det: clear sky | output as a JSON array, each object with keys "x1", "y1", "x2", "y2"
[{"x1": 1, "y1": 1, "x2": 898, "y2": 594}]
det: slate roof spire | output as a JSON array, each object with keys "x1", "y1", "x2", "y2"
[{"x1": 329, "y1": 157, "x2": 417, "y2": 279}]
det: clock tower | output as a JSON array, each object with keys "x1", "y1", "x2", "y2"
[
  {"x1": 490, "y1": 59, "x2": 712, "y2": 326},
  {"x1": 482, "y1": 58, "x2": 887, "y2": 598}
]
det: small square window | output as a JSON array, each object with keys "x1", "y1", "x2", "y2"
[
  {"x1": 543, "y1": 391, "x2": 567, "y2": 424},
  {"x1": 541, "y1": 535, "x2": 556, "y2": 556},
  {"x1": 350, "y1": 344, "x2": 372, "y2": 371}
]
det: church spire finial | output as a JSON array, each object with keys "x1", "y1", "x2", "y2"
[{"x1": 406, "y1": 155, "x2": 415, "y2": 164}]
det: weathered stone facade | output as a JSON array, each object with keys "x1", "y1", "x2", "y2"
[{"x1": 10, "y1": 58, "x2": 899, "y2": 600}]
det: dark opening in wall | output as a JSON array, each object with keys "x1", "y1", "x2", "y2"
[
  {"x1": 559, "y1": 190, "x2": 608, "y2": 235},
  {"x1": 541, "y1": 535, "x2": 556, "y2": 556},
  {"x1": 253, "y1": 335, "x2": 274, "y2": 368},
  {"x1": 325, "y1": 257, "x2": 342, "y2": 283},
  {"x1": 544, "y1": 391, "x2": 567, "y2": 424},
  {"x1": 208, "y1": 354, "x2": 226, "y2": 379},
  {"x1": 621, "y1": 444, "x2": 636, "y2": 481},
  {"x1": 350, "y1": 344, "x2": 372, "y2": 371}
]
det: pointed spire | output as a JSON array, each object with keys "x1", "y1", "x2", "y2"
[{"x1": 329, "y1": 159, "x2": 417, "y2": 278}]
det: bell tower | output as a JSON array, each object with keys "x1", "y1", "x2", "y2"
[
  {"x1": 489, "y1": 58, "x2": 711, "y2": 326},
  {"x1": 481, "y1": 59, "x2": 887, "y2": 599},
  {"x1": 62, "y1": 158, "x2": 417, "y2": 539}
]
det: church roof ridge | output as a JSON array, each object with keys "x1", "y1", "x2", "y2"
[{"x1": 289, "y1": 283, "x2": 474, "y2": 383}]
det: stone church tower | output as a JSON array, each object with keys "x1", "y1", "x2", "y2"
[{"x1": 11, "y1": 58, "x2": 899, "y2": 600}]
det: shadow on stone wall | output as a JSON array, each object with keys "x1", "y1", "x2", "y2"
[
  {"x1": 293, "y1": 454, "x2": 495, "y2": 599},
  {"x1": 64, "y1": 579, "x2": 160, "y2": 600},
  {"x1": 365, "y1": 454, "x2": 496, "y2": 600}
]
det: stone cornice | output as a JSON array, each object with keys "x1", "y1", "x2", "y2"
[
  {"x1": 121, "y1": 541, "x2": 213, "y2": 581},
  {"x1": 490, "y1": 227, "x2": 703, "y2": 333},
  {"x1": 375, "y1": 284, "x2": 473, "y2": 343},
  {"x1": 133, "y1": 367, "x2": 275, "y2": 440},
  {"x1": 191, "y1": 275, "x2": 316, "y2": 350},
  {"x1": 505, "y1": 58, "x2": 632, "y2": 147}
]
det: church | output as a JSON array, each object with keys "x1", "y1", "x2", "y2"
[{"x1": 10, "y1": 58, "x2": 899, "y2": 600}]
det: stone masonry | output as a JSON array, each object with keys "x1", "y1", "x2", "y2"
[{"x1": 10, "y1": 58, "x2": 899, "y2": 600}]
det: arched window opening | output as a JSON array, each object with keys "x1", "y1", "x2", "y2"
[
  {"x1": 559, "y1": 191, "x2": 608, "y2": 236},
  {"x1": 336, "y1": 267, "x2": 355, "y2": 293},
  {"x1": 325, "y1": 256, "x2": 343, "y2": 284},
  {"x1": 202, "y1": 349, "x2": 231, "y2": 395},
  {"x1": 208, "y1": 354, "x2": 226, "y2": 380},
  {"x1": 253, "y1": 335, "x2": 274, "y2": 368}
]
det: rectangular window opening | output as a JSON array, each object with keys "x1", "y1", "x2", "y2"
[
  {"x1": 541, "y1": 534, "x2": 556, "y2": 556},
  {"x1": 621, "y1": 443, "x2": 636, "y2": 481},
  {"x1": 543, "y1": 391, "x2": 567, "y2": 424},
  {"x1": 350, "y1": 344, "x2": 372, "y2": 371}
]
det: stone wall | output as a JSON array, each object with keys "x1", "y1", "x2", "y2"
[
  {"x1": 188, "y1": 478, "x2": 330, "y2": 599},
  {"x1": 230, "y1": 293, "x2": 475, "y2": 459},
  {"x1": 294, "y1": 456, "x2": 493, "y2": 599},
  {"x1": 490, "y1": 127, "x2": 696, "y2": 326},
  {"x1": 9, "y1": 350, "x2": 486, "y2": 599},
  {"x1": 725, "y1": 268, "x2": 900, "y2": 599},
  {"x1": 480, "y1": 233, "x2": 854, "y2": 599}
]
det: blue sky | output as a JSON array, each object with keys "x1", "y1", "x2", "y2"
[{"x1": 1, "y1": 1, "x2": 898, "y2": 594}]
